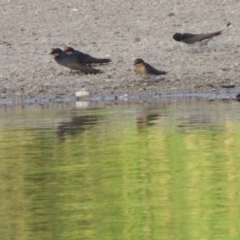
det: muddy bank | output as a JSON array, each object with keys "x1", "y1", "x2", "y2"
[{"x1": 1, "y1": 0, "x2": 240, "y2": 104}]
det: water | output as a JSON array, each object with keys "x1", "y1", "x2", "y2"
[{"x1": 0, "y1": 99, "x2": 240, "y2": 240}]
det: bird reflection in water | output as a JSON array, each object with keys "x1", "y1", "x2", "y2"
[
  {"x1": 56, "y1": 115, "x2": 100, "y2": 140},
  {"x1": 136, "y1": 114, "x2": 160, "y2": 129}
]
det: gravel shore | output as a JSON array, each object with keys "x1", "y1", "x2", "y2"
[{"x1": 1, "y1": 0, "x2": 240, "y2": 104}]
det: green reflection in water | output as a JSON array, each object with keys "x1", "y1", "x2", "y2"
[{"x1": 0, "y1": 100, "x2": 240, "y2": 240}]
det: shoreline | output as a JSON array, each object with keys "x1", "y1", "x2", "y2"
[{"x1": 0, "y1": 89, "x2": 238, "y2": 106}]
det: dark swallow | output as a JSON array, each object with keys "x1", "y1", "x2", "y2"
[
  {"x1": 173, "y1": 30, "x2": 222, "y2": 46},
  {"x1": 133, "y1": 58, "x2": 167, "y2": 79},
  {"x1": 64, "y1": 46, "x2": 111, "y2": 64},
  {"x1": 50, "y1": 48, "x2": 101, "y2": 74}
]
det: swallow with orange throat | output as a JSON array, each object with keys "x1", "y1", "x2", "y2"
[
  {"x1": 50, "y1": 48, "x2": 102, "y2": 74},
  {"x1": 133, "y1": 58, "x2": 167, "y2": 79}
]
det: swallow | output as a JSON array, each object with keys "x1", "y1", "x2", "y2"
[
  {"x1": 173, "y1": 30, "x2": 222, "y2": 46},
  {"x1": 133, "y1": 58, "x2": 167, "y2": 79},
  {"x1": 64, "y1": 47, "x2": 111, "y2": 64},
  {"x1": 50, "y1": 48, "x2": 101, "y2": 74}
]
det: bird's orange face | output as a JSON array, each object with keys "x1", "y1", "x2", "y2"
[
  {"x1": 64, "y1": 47, "x2": 73, "y2": 55},
  {"x1": 50, "y1": 49, "x2": 59, "y2": 57},
  {"x1": 133, "y1": 58, "x2": 145, "y2": 74}
]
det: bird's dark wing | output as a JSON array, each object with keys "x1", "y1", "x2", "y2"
[
  {"x1": 182, "y1": 31, "x2": 222, "y2": 43},
  {"x1": 181, "y1": 33, "x2": 199, "y2": 43},
  {"x1": 74, "y1": 51, "x2": 111, "y2": 64},
  {"x1": 55, "y1": 53, "x2": 101, "y2": 74},
  {"x1": 145, "y1": 63, "x2": 167, "y2": 75},
  {"x1": 67, "y1": 60, "x2": 101, "y2": 73},
  {"x1": 82, "y1": 56, "x2": 111, "y2": 64}
]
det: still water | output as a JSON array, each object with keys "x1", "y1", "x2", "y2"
[{"x1": 0, "y1": 99, "x2": 240, "y2": 240}]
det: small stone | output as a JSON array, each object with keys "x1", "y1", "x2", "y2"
[
  {"x1": 104, "y1": 79, "x2": 112, "y2": 83},
  {"x1": 222, "y1": 84, "x2": 235, "y2": 88},
  {"x1": 75, "y1": 89, "x2": 90, "y2": 97},
  {"x1": 0, "y1": 88, "x2": 7, "y2": 93},
  {"x1": 236, "y1": 93, "x2": 240, "y2": 101},
  {"x1": 134, "y1": 37, "x2": 141, "y2": 42},
  {"x1": 222, "y1": 67, "x2": 230, "y2": 71},
  {"x1": 17, "y1": 78, "x2": 24, "y2": 82}
]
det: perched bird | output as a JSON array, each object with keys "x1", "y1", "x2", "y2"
[
  {"x1": 173, "y1": 30, "x2": 222, "y2": 46},
  {"x1": 133, "y1": 58, "x2": 167, "y2": 79},
  {"x1": 50, "y1": 48, "x2": 101, "y2": 74},
  {"x1": 64, "y1": 46, "x2": 111, "y2": 64}
]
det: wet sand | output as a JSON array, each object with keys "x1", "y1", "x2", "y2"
[{"x1": 1, "y1": 0, "x2": 240, "y2": 104}]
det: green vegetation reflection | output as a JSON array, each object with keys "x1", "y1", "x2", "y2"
[{"x1": 0, "y1": 102, "x2": 240, "y2": 240}]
